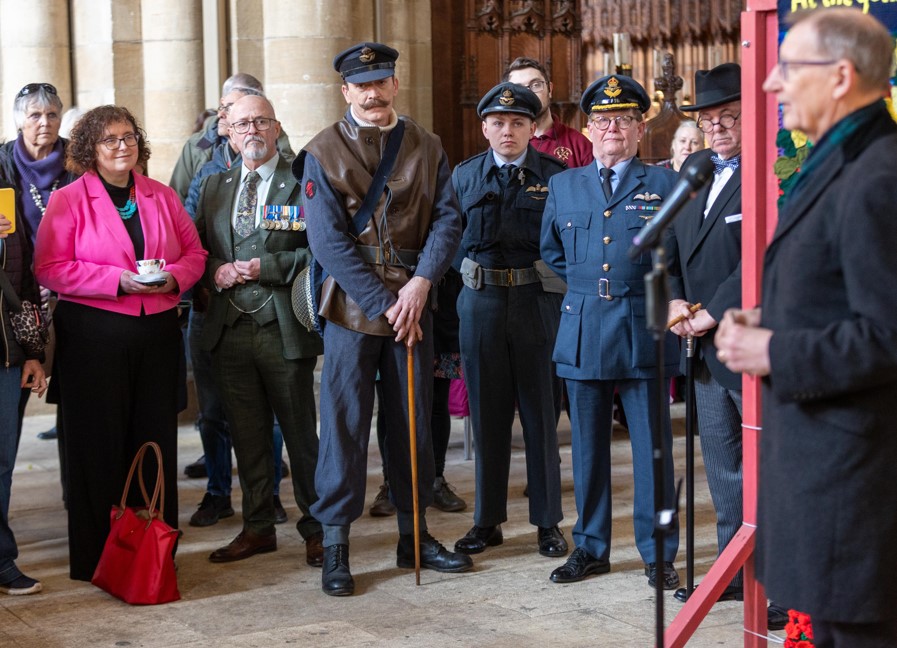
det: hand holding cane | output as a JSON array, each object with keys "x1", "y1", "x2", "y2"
[{"x1": 666, "y1": 302, "x2": 702, "y2": 330}]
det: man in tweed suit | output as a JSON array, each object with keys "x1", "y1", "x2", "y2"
[{"x1": 194, "y1": 95, "x2": 324, "y2": 568}]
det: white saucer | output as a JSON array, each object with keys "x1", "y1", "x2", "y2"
[{"x1": 134, "y1": 272, "x2": 166, "y2": 284}]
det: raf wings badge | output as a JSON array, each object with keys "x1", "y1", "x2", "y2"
[
  {"x1": 525, "y1": 184, "x2": 549, "y2": 200},
  {"x1": 633, "y1": 192, "x2": 662, "y2": 202}
]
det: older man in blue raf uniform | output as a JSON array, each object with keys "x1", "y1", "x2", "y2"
[
  {"x1": 540, "y1": 75, "x2": 681, "y2": 588},
  {"x1": 451, "y1": 82, "x2": 568, "y2": 559},
  {"x1": 297, "y1": 42, "x2": 471, "y2": 597}
]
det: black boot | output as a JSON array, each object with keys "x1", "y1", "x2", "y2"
[
  {"x1": 321, "y1": 544, "x2": 354, "y2": 596},
  {"x1": 397, "y1": 531, "x2": 473, "y2": 573}
]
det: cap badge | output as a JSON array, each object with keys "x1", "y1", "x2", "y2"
[
  {"x1": 499, "y1": 89, "x2": 515, "y2": 106},
  {"x1": 359, "y1": 47, "x2": 375, "y2": 64},
  {"x1": 604, "y1": 77, "x2": 622, "y2": 99}
]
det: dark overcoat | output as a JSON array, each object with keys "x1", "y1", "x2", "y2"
[{"x1": 757, "y1": 102, "x2": 897, "y2": 622}]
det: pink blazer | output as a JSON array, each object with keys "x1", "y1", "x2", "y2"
[{"x1": 34, "y1": 171, "x2": 207, "y2": 316}]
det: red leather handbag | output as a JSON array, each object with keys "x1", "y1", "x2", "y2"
[{"x1": 91, "y1": 442, "x2": 181, "y2": 605}]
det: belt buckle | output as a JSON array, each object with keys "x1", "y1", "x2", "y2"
[
  {"x1": 598, "y1": 277, "x2": 613, "y2": 301},
  {"x1": 506, "y1": 269, "x2": 514, "y2": 286}
]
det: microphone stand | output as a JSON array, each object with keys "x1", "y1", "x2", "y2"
[
  {"x1": 674, "y1": 336, "x2": 697, "y2": 604},
  {"x1": 644, "y1": 246, "x2": 679, "y2": 648}
]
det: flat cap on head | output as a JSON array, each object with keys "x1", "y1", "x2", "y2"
[{"x1": 333, "y1": 42, "x2": 399, "y2": 83}]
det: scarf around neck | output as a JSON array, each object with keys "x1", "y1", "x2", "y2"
[{"x1": 13, "y1": 133, "x2": 65, "y2": 242}]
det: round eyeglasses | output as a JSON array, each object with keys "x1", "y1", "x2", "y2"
[
  {"x1": 697, "y1": 113, "x2": 740, "y2": 133},
  {"x1": 589, "y1": 115, "x2": 637, "y2": 131}
]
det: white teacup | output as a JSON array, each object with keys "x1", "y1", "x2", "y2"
[{"x1": 136, "y1": 258, "x2": 166, "y2": 275}]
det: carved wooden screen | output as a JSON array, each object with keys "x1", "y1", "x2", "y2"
[{"x1": 431, "y1": 0, "x2": 586, "y2": 167}]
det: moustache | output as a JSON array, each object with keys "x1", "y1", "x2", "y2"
[
  {"x1": 244, "y1": 136, "x2": 265, "y2": 145},
  {"x1": 362, "y1": 98, "x2": 389, "y2": 110}
]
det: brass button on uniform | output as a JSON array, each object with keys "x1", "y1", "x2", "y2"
[
  {"x1": 602, "y1": 263, "x2": 610, "y2": 271},
  {"x1": 603, "y1": 209, "x2": 612, "y2": 218},
  {"x1": 566, "y1": 221, "x2": 573, "y2": 228},
  {"x1": 565, "y1": 304, "x2": 571, "y2": 311},
  {"x1": 603, "y1": 236, "x2": 611, "y2": 244}
]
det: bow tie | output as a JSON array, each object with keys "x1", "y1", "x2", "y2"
[{"x1": 711, "y1": 154, "x2": 741, "y2": 174}]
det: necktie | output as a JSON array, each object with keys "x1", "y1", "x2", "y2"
[
  {"x1": 499, "y1": 163, "x2": 517, "y2": 187},
  {"x1": 711, "y1": 154, "x2": 741, "y2": 174},
  {"x1": 599, "y1": 167, "x2": 614, "y2": 201},
  {"x1": 234, "y1": 170, "x2": 260, "y2": 238}
]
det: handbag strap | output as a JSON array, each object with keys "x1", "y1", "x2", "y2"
[
  {"x1": 349, "y1": 118, "x2": 406, "y2": 236},
  {"x1": 0, "y1": 266, "x2": 24, "y2": 312},
  {"x1": 119, "y1": 442, "x2": 165, "y2": 522}
]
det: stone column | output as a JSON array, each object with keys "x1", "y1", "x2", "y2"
[
  {"x1": 141, "y1": 0, "x2": 204, "y2": 182},
  {"x1": 260, "y1": 0, "x2": 374, "y2": 151},
  {"x1": 228, "y1": 0, "x2": 265, "y2": 81},
  {"x1": 378, "y1": 0, "x2": 433, "y2": 130},
  {"x1": 0, "y1": 0, "x2": 71, "y2": 140}
]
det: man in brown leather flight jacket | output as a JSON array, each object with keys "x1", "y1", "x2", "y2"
[{"x1": 296, "y1": 41, "x2": 469, "y2": 597}]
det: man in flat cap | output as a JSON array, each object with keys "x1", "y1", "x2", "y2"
[
  {"x1": 450, "y1": 83, "x2": 568, "y2": 559},
  {"x1": 540, "y1": 75, "x2": 680, "y2": 588},
  {"x1": 295, "y1": 41, "x2": 470, "y2": 597}
]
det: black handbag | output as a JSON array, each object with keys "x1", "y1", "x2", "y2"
[
  {"x1": 291, "y1": 119, "x2": 407, "y2": 334},
  {"x1": 0, "y1": 266, "x2": 51, "y2": 356}
]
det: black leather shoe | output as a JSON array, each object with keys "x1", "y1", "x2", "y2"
[
  {"x1": 369, "y1": 482, "x2": 396, "y2": 517},
  {"x1": 537, "y1": 526, "x2": 568, "y2": 557},
  {"x1": 184, "y1": 455, "x2": 207, "y2": 479},
  {"x1": 273, "y1": 495, "x2": 287, "y2": 524},
  {"x1": 550, "y1": 546, "x2": 610, "y2": 583},
  {"x1": 645, "y1": 561, "x2": 680, "y2": 590},
  {"x1": 432, "y1": 476, "x2": 466, "y2": 512},
  {"x1": 209, "y1": 529, "x2": 276, "y2": 563},
  {"x1": 189, "y1": 493, "x2": 235, "y2": 527},
  {"x1": 398, "y1": 532, "x2": 473, "y2": 572},
  {"x1": 767, "y1": 603, "x2": 789, "y2": 631},
  {"x1": 305, "y1": 531, "x2": 324, "y2": 568},
  {"x1": 321, "y1": 544, "x2": 354, "y2": 596},
  {"x1": 454, "y1": 525, "x2": 503, "y2": 554},
  {"x1": 674, "y1": 582, "x2": 744, "y2": 603}
]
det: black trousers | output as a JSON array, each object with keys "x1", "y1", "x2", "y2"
[
  {"x1": 813, "y1": 617, "x2": 897, "y2": 648},
  {"x1": 54, "y1": 301, "x2": 180, "y2": 581}
]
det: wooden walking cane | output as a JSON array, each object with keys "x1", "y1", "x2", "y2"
[{"x1": 407, "y1": 339, "x2": 421, "y2": 585}]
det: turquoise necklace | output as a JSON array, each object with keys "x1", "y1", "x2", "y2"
[{"x1": 117, "y1": 185, "x2": 137, "y2": 220}]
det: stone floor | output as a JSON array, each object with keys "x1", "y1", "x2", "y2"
[{"x1": 2, "y1": 399, "x2": 786, "y2": 647}]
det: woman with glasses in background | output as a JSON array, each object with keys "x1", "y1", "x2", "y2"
[{"x1": 34, "y1": 105, "x2": 207, "y2": 581}]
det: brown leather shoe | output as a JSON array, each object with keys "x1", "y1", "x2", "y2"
[
  {"x1": 209, "y1": 529, "x2": 277, "y2": 563},
  {"x1": 305, "y1": 531, "x2": 324, "y2": 568}
]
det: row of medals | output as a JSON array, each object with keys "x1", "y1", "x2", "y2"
[{"x1": 259, "y1": 205, "x2": 305, "y2": 231}]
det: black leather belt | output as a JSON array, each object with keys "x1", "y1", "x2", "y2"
[
  {"x1": 566, "y1": 277, "x2": 644, "y2": 301},
  {"x1": 482, "y1": 267, "x2": 539, "y2": 287},
  {"x1": 356, "y1": 244, "x2": 420, "y2": 267}
]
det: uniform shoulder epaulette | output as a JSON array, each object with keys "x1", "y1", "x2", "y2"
[{"x1": 456, "y1": 150, "x2": 489, "y2": 169}]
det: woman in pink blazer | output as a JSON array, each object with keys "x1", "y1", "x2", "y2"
[{"x1": 34, "y1": 106, "x2": 206, "y2": 581}]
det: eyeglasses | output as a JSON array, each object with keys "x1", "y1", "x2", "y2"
[
  {"x1": 776, "y1": 59, "x2": 838, "y2": 82},
  {"x1": 17, "y1": 83, "x2": 58, "y2": 99},
  {"x1": 230, "y1": 118, "x2": 277, "y2": 134},
  {"x1": 98, "y1": 133, "x2": 140, "y2": 150},
  {"x1": 589, "y1": 115, "x2": 637, "y2": 130},
  {"x1": 218, "y1": 101, "x2": 234, "y2": 114},
  {"x1": 697, "y1": 113, "x2": 741, "y2": 133},
  {"x1": 521, "y1": 80, "x2": 547, "y2": 93}
]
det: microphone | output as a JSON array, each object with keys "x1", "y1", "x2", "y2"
[{"x1": 628, "y1": 155, "x2": 715, "y2": 259}]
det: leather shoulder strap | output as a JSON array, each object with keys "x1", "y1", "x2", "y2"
[{"x1": 349, "y1": 119, "x2": 406, "y2": 235}]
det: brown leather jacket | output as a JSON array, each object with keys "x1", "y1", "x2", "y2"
[{"x1": 301, "y1": 114, "x2": 461, "y2": 335}]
